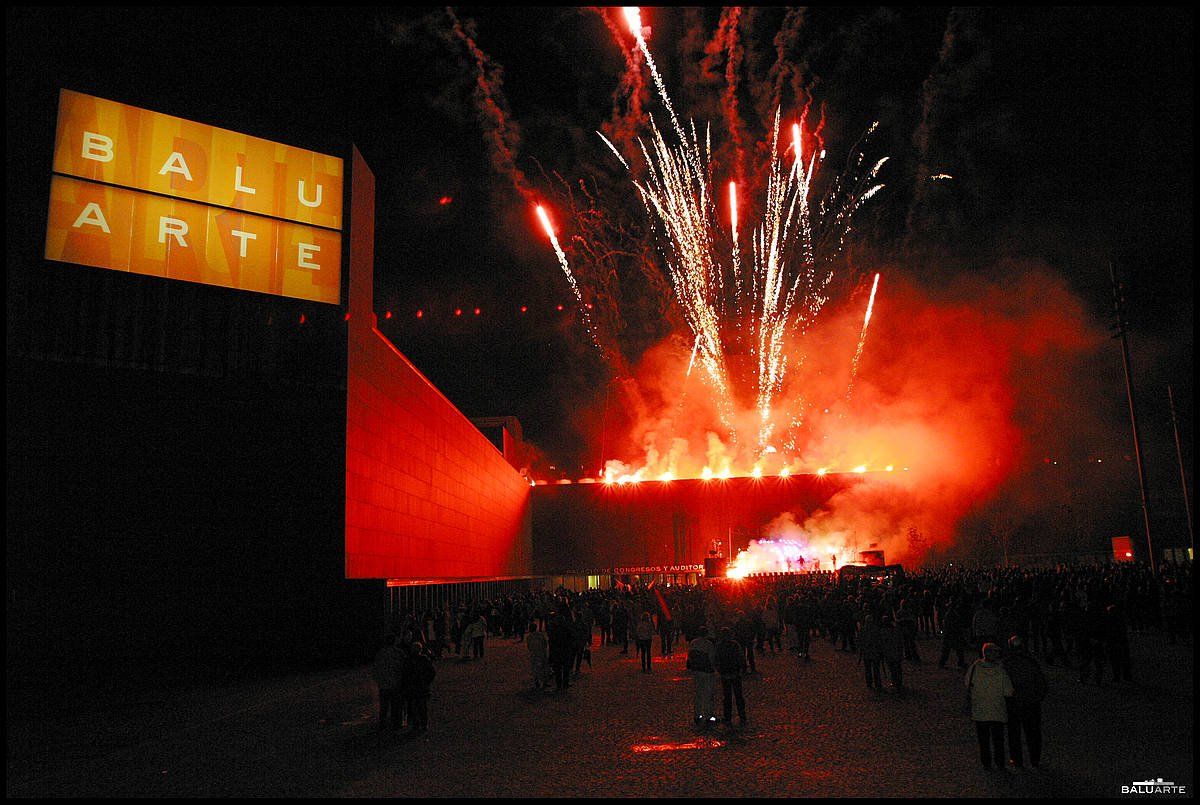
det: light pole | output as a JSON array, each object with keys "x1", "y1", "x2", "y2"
[
  {"x1": 1109, "y1": 262, "x2": 1155, "y2": 573},
  {"x1": 1168, "y1": 386, "x2": 1193, "y2": 557}
]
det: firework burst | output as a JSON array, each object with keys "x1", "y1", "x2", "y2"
[{"x1": 537, "y1": 7, "x2": 887, "y2": 461}]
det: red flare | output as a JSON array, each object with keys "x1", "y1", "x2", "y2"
[
  {"x1": 623, "y1": 7, "x2": 642, "y2": 37},
  {"x1": 729, "y1": 181, "x2": 738, "y2": 235},
  {"x1": 535, "y1": 204, "x2": 555, "y2": 239}
]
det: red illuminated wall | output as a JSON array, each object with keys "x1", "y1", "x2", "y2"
[
  {"x1": 532, "y1": 475, "x2": 853, "y2": 574},
  {"x1": 344, "y1": 149, "x2": 531, "y2": 580}
]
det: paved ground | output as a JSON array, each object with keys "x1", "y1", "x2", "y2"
[{"x1": 7, "y1": 630, "x2": 1193, "y2": 797}]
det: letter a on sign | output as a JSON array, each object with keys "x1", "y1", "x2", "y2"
[
  {"x1": 72, "y1": 202, "x2": 111, "y2": 233},
  {"x1": 158, "y1": 152, "x2": 193, "y2": 182}
]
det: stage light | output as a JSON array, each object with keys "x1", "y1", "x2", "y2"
[
  {"x1": 853, "y1": 465, "x2": 867, "y2": 474},
  {"x1": 384, "y1": 311, "x2": 392, "y2": 319},
  {"x1": 454, "y1": 308, "x2": 462, "y2": 316},
  {"x1": 416, "y1": 309, "x2": 423, "y2": 319},
  {"x1": 816, "y1": 468, "x2": 828, "y2": 476},
  {"x1": 474, "y1": 307, "x2": 481, "y2": 316}
]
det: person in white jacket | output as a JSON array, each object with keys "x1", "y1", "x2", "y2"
[{"x1": 965, "y1": 642, "x2": 1015, "y2": 769}]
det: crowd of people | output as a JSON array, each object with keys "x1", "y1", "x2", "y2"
[{"x1": 370, "y1": 559, "x2": 1192, "y2": 767}]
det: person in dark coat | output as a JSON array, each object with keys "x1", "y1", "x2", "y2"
[
  {"x1": 1103, "y1": 604, "x2": 1133, "y2": 683},
  {"x1": 795, "y1": 595, "x2": 815, "y2": 660},
  {"x1": 858, "y1": 612, "x2": 884, "y2": 691},
  {"x1": 1001, "y1": 636, "x2": 1047, "y2": 768},
  {"x1": 896, "y1": 598, "x2": 921, "y2": 663},
  {"x1": 612, "y1": 601, "x2": 630, "y2": 654},
  {"x1": 371, "y1": 634, "x2": 406, "y2": 730},
  {"x1": 879, "y1": 615, "x2": 905, "y2": 693},
  {"x1": 837, "y1": 598, "x2": 858, "y2": 652},
  {"x1": 572, "y1": 606, "x2": 592, "y2": 675},
  {"x1": 548, "y1": 607, "x2": 575, "y2": 691},
  {"x1": 400, "y1": 642, "x2": 436, "y2": 734},
  {"x1": 715, "y1": 627, "x2": 748, "y2": 727},
  {"x1": 939, "y1": 597, "x2": 970, "y2": 669},
  {"x1": 733, "y1": 611, "x2": 757, "y2": 675}
]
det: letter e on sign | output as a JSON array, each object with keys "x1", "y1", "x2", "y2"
[{"x1": 297, "y1": 243, "x2": 320, "y2": 270}]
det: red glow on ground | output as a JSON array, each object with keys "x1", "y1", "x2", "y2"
[
  {"x1": 438, "y1": 196, "x2": 453, "y2": 205},
  {"x1": 631, "y1": 737, "x2": 725, "y2": 753}
]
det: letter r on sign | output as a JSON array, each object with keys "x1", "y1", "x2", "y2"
[{"x1": 158, "y1": 217, "x2": 189, "y2": 247}]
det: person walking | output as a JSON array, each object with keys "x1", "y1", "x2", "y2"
[
  {"x1": 371, "y1": 633, "x2": 405, "y2": 731},
  {"x1": 1002, "y1": 636, "x2": 1047, "y2": 769},
  {"x1": 858, "y1": 612, "x2": 884, "y2": 693},
  {"x1": 734, "y1": 610, "x2": 758, "y2": 675},
  {"x1": 464, "y1": 613, "x2": 487, "y2": 660},
  {"x1": 572, "y1": 606, "x2": 592, "y2": 676},
  {"x1": 763, "y1": 598, "x2": 782, "y2": 654},
  {"x1": 597, "y1": 600, "x2": 612, "y2": 646},
  {"x1": 548, "y1": 606, "x2": 575, "y2": 692},
  {"x1": 636, "y1": 611, "x2": 656, "y2": 672},
  {"x1": 612, "y1": 601, "x2": 630, "y2": 655},
  {"x1": 794, "y1": 594, "x2": 815, "y2": 661},
  {"x1": 880, "y1": 614, "x2": 905, "y2": 693},
  {"x1": 939, "y1": 597, "x2": 970, "y2": 669},
  {"x1": 526, "y1": 620, "x2": 550, "y2": 690},
  {"x1": 686, "y1": 626, "x2": 718, "y2": 728},
  {"x1": 659, "y1": 607, "x2": 676, "y2": 658},
  {"x1": 401, "y1": 642, "x2": 437, "y2": 735},
  {"x1": 897, "y1": 598, "x2": 922, "y2": 663},
  {"x1": 972, "y1": 599, "x2": 999, "y2": 654},
  {"x1": 966, "y1": 642, "x2": 1015, "y2": 770},
  {"x1": 715, "y1": 627, "x2": 748, "y2": 727},
  {"x1": 1103, "y1": 604, "x2": 1133, "y2": 684}
]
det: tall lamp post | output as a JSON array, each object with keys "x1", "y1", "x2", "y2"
[{"x1": 1109, "y1": 262, "x2": 1155, "y2": 574}]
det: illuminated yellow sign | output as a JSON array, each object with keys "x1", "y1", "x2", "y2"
[{"x1": 45, "y1": 89, "x2": 342, "y2": 304}]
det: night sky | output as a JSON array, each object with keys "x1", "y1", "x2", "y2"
[{"x1": 6, "y1": 8, "x2": 1193, "y2": 522}]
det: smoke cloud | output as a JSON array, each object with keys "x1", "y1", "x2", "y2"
[
  {"x1": 597, "y1": 266, "x2": 1104, "y2": 565},
  {"x1": 446, "y1": 8, "x2": 536, "y2": 201}
]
